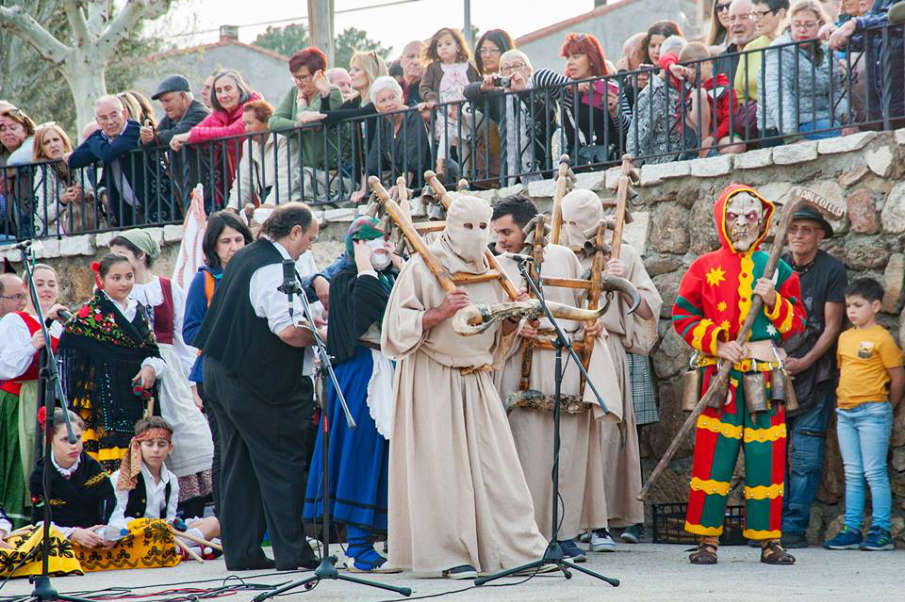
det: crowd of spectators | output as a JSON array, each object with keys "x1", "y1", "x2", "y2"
[{"x1": 0, "y1": 0, "x2": 903, "y2": 241}]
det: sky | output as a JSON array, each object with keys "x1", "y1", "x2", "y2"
[{"x1": 159, "y1": 0, "x2": 602, "y2": 57}]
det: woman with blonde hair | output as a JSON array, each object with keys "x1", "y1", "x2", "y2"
[{"x1": 31, "y1": 123, "x2": 97, "y2": 235}]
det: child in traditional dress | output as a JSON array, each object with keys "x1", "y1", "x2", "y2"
[
  {"x1": 109, "y1": 231, "x2": 214, "y2": 517},
  {"x1": 417, "y1": 27, "x2": 480, "y2": 171},
  {"x1": 109, "y1": 416, "x2": 220, "y2": 559},
  {"x1": 58, "y1": 253, "x2": 165, "y2": 472}
]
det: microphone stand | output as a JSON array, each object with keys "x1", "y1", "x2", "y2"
[
  {"x1": 254, "y1": 265, "x2": 411, "y2": 600},
  {"x1": 474, "y1": 255, "x2": 619, "y2": 588},
  {"x1": 17, "y1": 243, "x2": 90, "y2": 602}
]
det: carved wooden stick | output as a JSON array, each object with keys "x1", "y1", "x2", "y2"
[
  {"x1": 175, "y1": 529, "x2": 223, "y2": 552},
  {"x1": 368, "y1": 176, "x2": 456, "y2": 293},
  {"x1": 550, "y1": 155, "x2": 572, "y2": 245},
  {"x1": 173, "y1": 533, "x2": 204, "y2": 562},
  {"x1": 638, "y1": 187, "x2": 843, "y2": 500},
  {"x1": 610, "y1": 155, "x2": 635, "y2": 261}
]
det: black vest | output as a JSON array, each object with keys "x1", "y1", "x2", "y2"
[
  {"x1": 124, "y1": 474, "x2": 172, "y2": 520},
  {"x1": 194, "y1": 239, "x2": 306, "y2": 400}
]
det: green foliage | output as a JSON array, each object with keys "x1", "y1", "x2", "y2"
[
  {"x1": 333, "y1": 27, "x2": 392, "y2": 71},
  {"x1": 253, "y1": 23, "x2": 309, "y2": 58},
  {"x1": 253, "y1": 23, "x2": 391, "y2": 70}
]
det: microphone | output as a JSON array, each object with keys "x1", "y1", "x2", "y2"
[
  {"x1": 45, "y1": 308, "x2": 72, "y2": 328},
  {"x1": 277, "y1": 259, "x2": 297, "y2": 304},
  {"x1": 502, "y1": 252, "x2": 536, "y2": 263}
]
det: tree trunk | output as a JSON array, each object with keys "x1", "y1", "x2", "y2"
[{"x1": 61, "y1": 52, "x2": 108, "y2": 140}]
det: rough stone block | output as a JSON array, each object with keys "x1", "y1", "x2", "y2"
[
  {"x1": 34, "y1": 239, "x2": 61, "y2": 259},
  {"x1": 323, "y1": 207, "x2": 356, "y2": 222},
  {"x1": 838, "y1": 165, "x2": 870, "y2": 188},
  {"x1": 527, "y1": 177, "x2": 556, "y2": 198},
  {"x1": 650, "y1": 205, "x2": 689, "y2": 254},
  {"x1": 772, "y1": 141, "x2": 818, "y2": 165},
  {"x1": 847, "y1": 188, "x2": 880, "y2": 234},
  {"x1": 652, "y1": 328, "x2": 690, "y2": 379},
  {"x1": 659, "y1": 159, "x2": 693, "y2": 180},
  {"x1": 690, "y1": 154, "x2": 732, "y2": 177},
  {"x1": 574, "y1": 170, "x2": 607, "y2": 191},
  {"x1": 882, "y1": 181, "x2": 905, "y2": 234},
  {"x1": 623, "y1": 210, "x2": 650, "y2": 252},
  {"x1": 604, "y1": 166, "x2": 622, "y2": 189},
  {"x1": 58, "y1": 235, "x2": 95, "y2": 257},
  {"x1": 495, "y1": 182, "x2": 526, "y2": 199},
  {"x1": 734, "y1": 147, "x2": 773, "y2": 169},
  {"x1": 758, "y1": 182, "x2": 794, "y2": 205},
  {"x1": 844, "y1": 240, "x2": 890, "y2": 270},
  {"x1": 639, "y1": 164, "x2": 662, "y2": 186},
  {"x1": 895, "y1": 127, "x2": 905, "y2": 146},
  {"x1": 162, "y1": 225, "x2": 183, "y2": 243},
  {"x1": 644, "y1": 254, "x2": 683, "y2": 277},
  {"x1": 866, "y1": 144, "x2": 894, "y2": 177},
  {"x1": 94, "y1": 231, "x2": 116, "y2": 248},
  {"x1": 689, "y1": 197, "x2": 721, "y2": 255},
  {"x1": 884, "y1": 253, "x2": 905, "y2": 313},
  {"x1": 817, "y1": 131, "x2": 877, "y2": 154}
]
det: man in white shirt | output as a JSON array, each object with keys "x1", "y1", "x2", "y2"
[{"x1": 193, "y1": 202, "x2": 319, "y2": 572}]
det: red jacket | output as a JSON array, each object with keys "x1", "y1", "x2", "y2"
[
  {"x1": 693, "y1": 74, "x2": 736, "y2": 142},
  {"x1": 187, "y1": 92, "x2": 263, "y2": 182}
]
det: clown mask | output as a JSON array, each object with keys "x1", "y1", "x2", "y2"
[{"x1": 725, "y1": 192, "x2": 766, "y2": 253}]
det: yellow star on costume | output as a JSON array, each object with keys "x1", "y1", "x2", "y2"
[
  {"x1": 720, "y1": 320, "x2": 731, "y2": 330},
  {"x1": 717, "y1": 301, "x2": 727, "y2": 312},
  {"x1": 705, "y1": 266, "x2": 726, "y2": 287}
]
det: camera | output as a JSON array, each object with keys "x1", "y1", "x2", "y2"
[{"x1": 492, "y1": 75, "x2": 511, "y2": 88}]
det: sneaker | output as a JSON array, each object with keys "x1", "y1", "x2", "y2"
[
  {"x1": 558, "y1": 539, "x2": 587, "y2": 562},
  {"x1": 860, "y1": 527, "x2": 894, "y2": 551},
  {"x1": 578, "y1": 531, "x2": 591, "y2": 544},
  {"x1": 620, "y1": 524, "x2": 643, "y2": 544},
  {"x1": 781, "y1": 532, "x2": 808, "y2": 549},
  {"x1": 444, "y1": 564, "x2": 478, "y2": 580},
  {"x1": 823, "y1": 525, "x2": 863, "y2": 550},
  {"x1": 590, "y1": 528, "x2": 615, "y2": 552}
]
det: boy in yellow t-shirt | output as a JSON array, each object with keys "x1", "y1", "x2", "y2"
[{"x1": 824, "y1": 278, "x2": 904, "y2": 552}]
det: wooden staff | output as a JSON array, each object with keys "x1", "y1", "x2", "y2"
[
  {"x1": 638, "y1": 187, "x2": 843, "y2": 500},
  {"x1": 424, "y1": 171, "x2": 518, "y2": 301},
  {"x1": 549, "y1": 155, "x2": 572, "y2": 245},
  {"x1": 368, "y1": 176, "x2": 456, "y2": 294},
  {"x1": 610, "y1": 155, "x2": 636, "y2": 260},
  {"x1": 519, "y1": 215, "x2": 547, "y2": 391},
  {"x1": 175, "y1": 529, "x2": 223, "y2": 552},
  {"x1": 174, "y1": 535, "x2": 204, "y2": 562}
]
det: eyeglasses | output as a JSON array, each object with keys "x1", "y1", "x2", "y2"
[
  {"x1": 292, "y1": 72, "x2": 310, "y2": 82},
  {"x1": 500, "y1": 62, "x2": 527, "y2": 74},
  {"x1": 727, "y1": 13, "x2": 756, "y2": 23},
  {"x1": 716, "y1": 2, "x2": 732, "y2": 12},
  {"x1": 1, "y1": 293, "x2": 27, "y2": 301},
  {"x1": 479, "y1": 46, "x2": 501, "y2": 56},
  {"x1": 789, "y1": 224, "x2": 819, "y2": 235},
  {"x1": 791, "y1": 20, "x2": 819, "y2": 29}
]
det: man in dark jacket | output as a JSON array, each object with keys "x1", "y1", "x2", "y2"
[
  {"x1": 69, "y1": 95, "x2": 145, "y2": 227},
  {"x1": 142, "y1": 74, "x2": 211, "y2": 213}
]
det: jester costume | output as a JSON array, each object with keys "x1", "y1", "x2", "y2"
[
  {"x1": 58, "y1": 290, "x2": 161, "y2": 473},
  {"x1": 672, "y1": 184, "x2": 805, "y2": 553}
]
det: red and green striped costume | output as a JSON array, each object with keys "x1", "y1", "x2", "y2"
[{"x1": 672, "y1": 184, "x2": 806, "y2": 540}]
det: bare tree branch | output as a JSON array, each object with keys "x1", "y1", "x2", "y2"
[
  {"x1": 0, "y1": 4, "x2": 70, "y2": 64},
  {"x1": 62, "y1": 0, "x2": 90, "y2": 47},
  {"x1": 95, "y1": 0, "x2": 169, "y2": 58}
]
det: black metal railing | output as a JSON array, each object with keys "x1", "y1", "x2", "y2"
[{"x1": 1, "y1": 23, "x2": 902, "y2": 242}]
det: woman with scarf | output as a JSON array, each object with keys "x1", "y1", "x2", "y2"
[
  {"x1": 59, "y1": 253, "x2": 165, "y2": 473},
  {"x1": 0, "y1": 264, "x2": 68, "y2": 527},
  {"x1": 303, "y1": 217, "x2": 400, "y2": 573},
  {"x1": 108, "y1": 230, "x2": 213, "y2": 517}
]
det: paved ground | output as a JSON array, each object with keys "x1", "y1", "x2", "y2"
[{"x1": 2, "y1": 543, "x2": 902, "y2": 601}]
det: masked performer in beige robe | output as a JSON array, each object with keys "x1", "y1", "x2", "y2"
[
  {"x1": 489, "y1": 195, "x2": 621, "y2": 563},
  {"x1": 381, "y1": 195, "x2": 548, "y2": 580},
  {"x1": 560, "y1": 189, "x2": 663, "y2": 550}
]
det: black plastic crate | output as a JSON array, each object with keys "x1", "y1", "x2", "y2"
[{"x1": 652, "y1": 503, "x2": 746, "y2": 545}]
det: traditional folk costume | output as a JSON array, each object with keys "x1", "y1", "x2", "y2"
[
  {"x1": 495, "y1": 245, "x2": 621, "y2": 544},
  {"x1": 59, "y1": 289, "x2": 164, "y2": 472},
  {"x1": 672, "y1": 184, "x2": 805, "y2": 564},
  {"x1": 118, "y1": 229, "x2": 213, "y2": 511},
  {"x1": 561, "y1": 190, "x2": 663, "y2": 531},
  {"x1": 194, "y1": 237, "x2": 317, "y2": 571},
  {"x1": 25, "y1": 448, "x2": 178, "y2": 574},
  {"x1": 0, "y1": 312, "x2": 62, "y2": 527},
  {"x1": 304, "y1": 217, "x2": 397, "y2": 572},
  {"x1": 382, "y1": 195, "x2": 547, "y2": 575}
]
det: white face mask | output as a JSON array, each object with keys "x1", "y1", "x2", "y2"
[{"x1": 366, "y1": 238, "x2": 392, "y2": 271}]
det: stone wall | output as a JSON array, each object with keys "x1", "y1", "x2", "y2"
[{"x1": 6, "y1": 129, "x2": 905, "y2": 545}]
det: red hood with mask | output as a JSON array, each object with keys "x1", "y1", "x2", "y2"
[{"x1": 671, "y1": 183, "x2": 805, "y2": 357}]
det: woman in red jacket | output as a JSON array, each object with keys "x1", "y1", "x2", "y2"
[{"x1": 169, "y1": 70, "x2": 262, "y2": 207}]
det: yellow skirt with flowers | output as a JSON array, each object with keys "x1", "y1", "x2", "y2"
[
  {"x1": 0, "y1": 525, "x2": 82, "y2": 578},
  {"x1": 0, "y1": 519, "x2": 180, "y2": 578}
]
